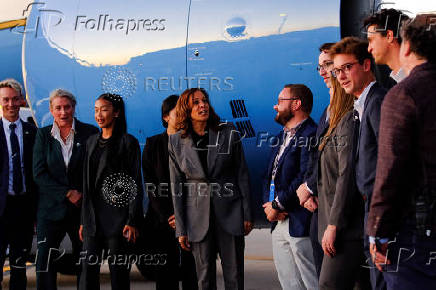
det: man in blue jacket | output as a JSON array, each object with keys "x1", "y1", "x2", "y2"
[{"x1": 263, "y1": 84, "x2": 318, "y2": 290}]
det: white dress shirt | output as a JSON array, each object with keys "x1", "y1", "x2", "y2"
[
  {"x1": 354, "y1": 81, "x2": 376, "y2": 121},
  {"x1": 51, "y1": 119, "x2": 75, "y2": 168},
  {"x1": 390, "y1": 68, "x2": 406, "y2": 83},
  {"x1": 2, "y1": 118, "x2": 26, "y2": 195}
]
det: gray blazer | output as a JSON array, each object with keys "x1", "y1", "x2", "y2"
[
  {"x1": 168, "y1": 123, "x2": 252, "y2": 242},
  {"x1": 317, "y1": 111, "x2": 364, "y2": 242}
]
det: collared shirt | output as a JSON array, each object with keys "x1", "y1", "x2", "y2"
[
  {"x1": 51, "y1": 119, "x2": 75, "y2": 168},
  {"x1": 354, "y1": 81, "x2": 376, "y2": 121},
  {"x1": 271, "y1": 118, "x2": 307, "y2": 181},
  {"x1": 271, "y1": 119, "x2": 307, "y2": 210},
  {"x1": 2, "y1": 118, "x2": 26, "y2": 195},
  {"x1": 390, "y1": 68, "x2": 406, "y2": 83}
]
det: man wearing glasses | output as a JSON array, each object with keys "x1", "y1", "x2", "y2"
[
  {"x1": 263, "y1": 84, "x2": 318, "y2": 290},
  {"x1": 296, "y1": 42, "x2": 335, "y2": 279},
  {"x1": 330, "y1": 37, "x2": 387, "y2": 290}
]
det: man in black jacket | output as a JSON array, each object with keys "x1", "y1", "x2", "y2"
[{"x1": 0, "y1": 79, "x2": 37, "y2": 290}]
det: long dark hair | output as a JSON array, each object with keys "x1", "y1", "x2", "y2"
[
  {"x1": 97, "y1": 93, "x2": 127, "y2": 137},
  {"x1": 175, "y1": 88, "x2": 221, "y2": 138}
]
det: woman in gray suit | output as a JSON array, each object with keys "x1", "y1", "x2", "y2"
[
  {"x1": 168, "y1": 88, "x2": 253, "y2": 290},
  {"x1": 317, "y1": 78, "x2": 366, "y2": 290}
]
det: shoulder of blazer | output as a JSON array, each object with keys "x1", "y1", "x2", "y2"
[
  {"x1": 300, "y1": 117, "x2": 317, "y2": 135},
  {"x1": 21, "y1": 120, "x2": 37, "y2": 134},
  {"x1": 336, "y1": 111, "x2": 354, "y2": 134},
  {"x1": 365, "y1": 83, "x2": 387, "y2": 108},
  {"x1": 168, "y1": 130, "x2": 182, "y2": 148},
  {"x1": 75, "y1": 119, "x2": 99, "y2": 136}
]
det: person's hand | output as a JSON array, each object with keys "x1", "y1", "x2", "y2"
[
  {"x1": 66, "y1": 189, "x2": 82, "y2": 207},
  {"x1": 370, "y1": 242, "x2": 390, "y2": 271},
  {"x1": 303, "y1": 196, "x2": 318, "y2": 212},
  {"x1": 79, "y1": 225, "x2": 83, "y2": 242},
  {"x1": 277, "y1": 212, "x2": 288, "y2": 221},
  {"x1": 168, "y1": 214, "x2": 176, "y2": 229},
  {"x1": 322, "y1": 225, "x2": 337, "y2": 258},
  {"x1": 179, "y1": 236, "x2": 191, "y2": 251},
  {"x1": 123, "y1": 225, "x2": 138, "y2": 243},
  {"x1": 262, "y1": 202, "x2": 280, "y2": 222},
  {"x1": 297, "y1": 183, "x2": 311, "y2": 206},
  {"x1": 244, "y1": 221, "x2": 253, "y2": 235}
]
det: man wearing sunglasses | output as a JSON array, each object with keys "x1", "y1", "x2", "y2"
[{"x1": 330, "y1": 37, "x2": 387, "y2": 290}]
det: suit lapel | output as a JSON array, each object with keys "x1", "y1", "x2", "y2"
[
  {"x1": 355, "y1": 83, "x2": 378, "y2": 160},
  {"x1": 69, "y1": 120, "x2": 85, "y2": 172},
  {"x1": 21, "y1": 120, "x2": 32, "y2": 176},
  {"x1": 181, "y1": 135, "x2": 207, "y2": 179},
  {"x1": 276, "y1": 120, "x2": 308, "y2": 171},
  {"x1": 0, "y1": 120, "x2": 9, "y2": 180},
  {"x1": 207, "y1": 127, "x2": 225, "y2": 176}
]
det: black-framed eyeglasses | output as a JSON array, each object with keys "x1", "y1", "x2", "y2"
[
  {"x1": 278, "y1": 97, "x2": 299, "y2": 104},
  {"x1": 316, "y1": 61, "x2": 334, "y2": 72},
  {"x1": 331, "y1": 62, "x2": 359, "y2": 78}
]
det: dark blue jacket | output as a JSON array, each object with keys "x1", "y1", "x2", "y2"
[
  {"x1": 0, "y1": 119, "x2": 37, "y2": 217},
  {"x1": 263, "y1": 117, "x2": 317, "y2": 237},
  {"x1": 355, "y1": 82, "x2": 387, "y2": 209}
]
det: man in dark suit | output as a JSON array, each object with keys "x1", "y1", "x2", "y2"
[
  {"x1": 330, "y1": 36, "x2": 386, "y2": 290},
  {"x1": 364, "y1": 9, "x2": 410, "y2": 86},
  {"x1": 32, "y1": 89, "x2": 98, "y2": 290},
  {"x1": 0, "y1": 79, "x2": 37, "y2": 290},
  {"x1": 296, "y1": 42, "x2": 335, "y2": 278},
  {"x1": 368, "y1": 14, "x2": 436, "y2": 289},
  {"x1": 142, "y1": 95, "x2": 197, "y2": 290},
  {"x1": 263, "y1": 84, "x2": 318, "y2": 289}
]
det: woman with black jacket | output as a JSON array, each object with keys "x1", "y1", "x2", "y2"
[{"x1": 79, "y1": 93, "x2": 143, "y2": 290}]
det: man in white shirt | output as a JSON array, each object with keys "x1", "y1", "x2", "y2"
[{"x1": 0, "y1": 79, "x2": 37, "y2": 290}]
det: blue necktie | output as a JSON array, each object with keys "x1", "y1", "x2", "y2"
[{"x1": 10, "y1": 123, "x2": 23, "y2": 194}]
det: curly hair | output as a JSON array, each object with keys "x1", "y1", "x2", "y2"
[
  {"x1": 401, "y1": 14, "x2": 436, "y2": 63},
  {"x1": 175, "y1": 88, "x2": 221, "y2": 138}
]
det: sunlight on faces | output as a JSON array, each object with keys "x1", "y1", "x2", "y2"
[
  {"x1": 318, "y1": 51, "x2": 334, "y2": 88},
  {"x1": 274, "y1": 88, "x2": 297, "y2": 126},
  {"x1": 189, "y1": 90, "x2": 209, "y2": 122},
  {"x1": 367, "y1": 25, "x2": 391, "y2": 65},
  {"x1": 95, "y1": 98, "x2": 119, "y2": 129},
  {"x1": 50, "y1": 96, "x2": 75, "y2": 129},
  {"x1": 0, "y1": 87, "x2": 22, "y2": 122},
  {"x1": 332, "y1": 54, "x2": 371, "y2": 96}
]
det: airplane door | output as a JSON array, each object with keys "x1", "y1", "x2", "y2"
[{"x1": 186, "y1": 0, "x2": 341, "y2": 225}]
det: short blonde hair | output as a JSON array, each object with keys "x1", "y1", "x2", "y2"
[
  {"x1": 49, "y1": 89, "x2": 77, "y2": 108},
  {"x1": 0, "y1": 78, "x2": 24, "y2": 97}
]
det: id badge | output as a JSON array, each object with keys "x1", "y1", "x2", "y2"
[{"x1": 269, "y1": 182, "x2": 275, "y2": 202}]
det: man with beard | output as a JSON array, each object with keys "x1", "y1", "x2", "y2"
[{"x1": 263, "y1": 84, "x2": 318, "y2": 290}]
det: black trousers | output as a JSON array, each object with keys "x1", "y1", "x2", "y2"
[
  {"x1": 309, "y1": 209, "x2": 323, "y2": 278},
  {"x1": 36, "y1": 209, "x2": 82, "y2": 290},
  {"x1": 150, "y1": 223, "x2": 198, "y2": 290},
  {"x1": 79, "y1": 233, "x2": 131, "y2": 290},
  {"x1": 0, "y1": 195, "x2": 34, "y2": 290}
]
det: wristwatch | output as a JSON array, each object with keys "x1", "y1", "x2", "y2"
[{"x1": 271, "y1": 199, "x2": 282, "y2": 211}]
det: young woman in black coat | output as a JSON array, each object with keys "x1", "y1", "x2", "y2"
[{"x1": 78, "y1": 93, "x2": 143, "y2": 290}]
